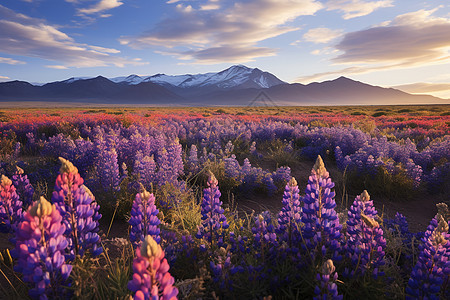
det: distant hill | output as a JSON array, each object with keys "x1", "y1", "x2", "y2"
[{"x1": 0, "y1": 65, "x2": 447, "y2": 105}]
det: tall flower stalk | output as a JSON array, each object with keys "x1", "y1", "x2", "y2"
[
  {"x1": 128, "y1": 235, "x2": 178, "y2": 300},
  {"x1": 345, "y1": 190, "x2": 386, "y2": 278},
  {"x1": 406, "y1": 203, "x2": 450, "y2": 299},
  {"x1": 129, "y1": 186, "x2": 161, "y2": 248},
  {"x1": 12, "y1": 196, "x2": 72, "y2": 299},
  {"x1": 12, "y1": 166, "x2": 34, "y2": 210},
  {"x1": 196, "y1": 173, "x2": 229, "y2": 249},
  {"x1": 0, "y1": 175, "x2": 22, "y2": 235},
  {"x1": 301, "y1": 156, "x2": 342, "y2": 263},
  {"x1": 314, "y1": 259, "x2": 343, "y2": 300},
  {"x1": 277, "y1": 177, "x2": 302, "y2": 248},
  {"x1": 52, "y1": 157, "x2": 102, "y2": 260}
]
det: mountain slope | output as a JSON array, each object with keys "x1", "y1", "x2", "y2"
[
  {"x1": 111, "y1": 65, "x2": 286, "y2": 90},
  {"x1": 0, "y1": 67, "x2": 447, "y2": 105}
]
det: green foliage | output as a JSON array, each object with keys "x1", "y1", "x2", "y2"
[
  {"x1": 372, "y1": 111, "x2": 387, "y2": 117},
  {"x1": 263, "y1": 139, "x2": 298, "y2": 167},
  {"x1": 0, "y1": 130, "x2": 17, "y2": 158},
  {"x1": 351, "y1": 111, "x2": 366, "y2": 116},
  {"x1": 95, "y1": 241, "x2": 134, "y2": 299},
  {"x1": 346, "y1": 164, "x2": 417, "y2": 200}
]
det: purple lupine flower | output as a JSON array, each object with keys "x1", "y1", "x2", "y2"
[
  {"x1": 12, "y1": 166, "x2": 34, "y2": 209},
  {"x1": 314, "y1": 259, "x2": 343, "y2": 300},
  {"x1": 406, "y1": 204, "x2": 450, "y2": 300},
  {"x1": 156, "y1": 148, "x2": 170, "y2": 186},
  {"x1": 272, "y1": 166, "x2": 291, "y2": 188},
  {"x1": 52, "y1": 157, "x2": 102, "y2": 259},
  {"x1": 196, "y1": 173, "x2": 229, "y2": 248},
  {"x1": 252, "y1": 211, "x2": 277, "y2": 259},
  {"x1": 277, "y1": 177, "x2": 302, "y2": 247},
  {"x1": 129, "y1": 186, "x2": 161, "y2": 248},
  {"x1": 224, "y1": 154, "x2": 241, "y2": 180},
  {"x1": 12, "y1": 196, "x2": 72, "y2": 299},
  {"x1": 98, "y1": 147, "x2": 120, "y2": 193},
  {"x1": 133, "y1": 151, "x2": 157, "y2": 190},
  {"x1": 0, "y1": 175, "x2": 23, "y2": 234},
  {"x1": 93, "y1": 137, "x2": 120, "y2": 193},
  {"x1": 384, "y1": 212, "x2": 410, "y2": 237},
  {"x1": 128, "y1": 235, "x2": 178, "y2": 300},
  {"x1": 345, "y1": 190, "x2": 386, "y2": 278},
  {"x1": 120, "y1": 162, "x2": 129, "y2": 182},
  {"x1": 224, "y1": 140, "x2": 234, "y2": 157},
  {"x1": 301, "y1": 156, "x2": 342, "y2": 262},
  {"x1": 187, "y1": 144, "x2": 199, "y2": 173},
  {"x1": 210, "y1": 247, "x2": 234, "y2": 291},
  {"x1": 165, "y1": 138, "x2": 184, "y2": 183},
  {"x1": 249, "y1": 141, "x2": 257, "y2": 156}
]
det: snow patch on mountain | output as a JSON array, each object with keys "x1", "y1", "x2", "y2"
[
  {"x1": 54, "y1": 65, "x2": 286, "y2": 89},
  {"x1": 110, "y1": 74, "x2": 144, "y2": 85}
]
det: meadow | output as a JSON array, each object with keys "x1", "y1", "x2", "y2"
[{"x1": 0, "y1": 104, "x2": 449, "y2": 299}]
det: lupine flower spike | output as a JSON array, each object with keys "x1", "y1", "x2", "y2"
[
  {"x1": 128, "y1": 235, "x2": 179, "y2": 300},
  {"x1": 12, "y1": 196, "x2": 72, "y2": 299},
  {"x1": 129, "y1": 185, "x2": 161, "y2": 248},
  {"x1": 314, "y1": 259, "x2": 343, "y2": 300},
  {"x1": 301, "y1": 156, "x2": 342, "y2": 262},
  {"x1": 277, "y1": 177, "x2": 301, "y2": 247},
  {"x1": 52, "y1": 157, "x2": 102, "y2": 259},
  {"x1": 345, "y1": 190, "x2": 386, "y2": 278},
  {"x1": 406, "y1": 203, "x2": 450, "y2": 299},
  {"x1": 0, "y1": 175, "x2": 23, "y2": 235},
  {"x1": 196, "y1": 173, "x2": 229, "y2": 249},
  {"x1": 12, "y1": 166, "x2": 34, "y2": 209}
]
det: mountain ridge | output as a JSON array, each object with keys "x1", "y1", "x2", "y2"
[{"x1": 0, "y1": 65, "x2": 448, "y2": 105}]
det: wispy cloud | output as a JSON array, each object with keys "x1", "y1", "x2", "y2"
[
  {"x1": 157, "y1": 45, "x2": 277, "y2": 64},
  {"x1": 392, "y1": 82, "x2": 450, "y2": 94},
  {"x1": 77, "y1": 0, "x2": 123, "y2": 15},
  {"x1": 0, "y1": 56, "x2": 26, "y2": 65},
  {"x1": 326, "y1": 0, "x2": 393, "y2": 19},
  {"x1": 297, "y1": 8, "x2": 450, "y2": 82},
  {"x1": 45, "y1": 65, "x2": 69, "y2": 69},
  {"x1": 0, "y1": 75, "x2": 10, "y2": 81},
  {"x1": 303, "y1": 27, "x2": 342, "y2": 43},
  {"x1": 333, "y1": 9, "x2": 450, "y2": 64},
  {"x1": 120, "y1": 0, "x2": 323, "y2": 64},
  {"x1": 0, "y1": 4, "x2": 146, "y2": 69}
]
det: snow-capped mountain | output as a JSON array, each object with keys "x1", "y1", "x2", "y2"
[
  {"x1": 2, "y1": 65, "x2": 446, "y2": 105},
  {"x1": 191, "y1": 65, "x2": 284, "y2": 89},
  {"x1": 61, "y1": 77, "x2": 92, "y2": 84},
  {"x1": 108, "y1": 65, "x2": 286, "y2": 89},
  {"x1": 109, "y1": 74, "x2": 144, "y2": 85}
]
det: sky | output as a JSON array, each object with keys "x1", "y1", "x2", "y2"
[{"x1": 0, "y1": 0, "x2": 450, "y2": 99}]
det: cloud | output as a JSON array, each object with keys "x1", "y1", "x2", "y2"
[
  {"x1": 158, "y1": 45, "x2": 277, "y2": 64},
  {"x1": 297, "y1": 8, "x2": 450, "y2": 82},
  {"x1": 392, "y1": 82, "x2": 450, "y2": 94},
  {"x1": 326, "y1": 0, "x2": 393, "y2": 19},
  {"x1": 0, "y1": 5, "x2": 146, "y2": 68},
  {"x1": 200, "y1": 4, "x2": 220, "y2": 11},
  {"x1": 78, "y1": 0, "x2": 123, "y2": 15},
  {"x1": 45, "y1": 65, "x2": 69, "y2": 69},
  {"x1": 303, "y1": 27, "x2": 342, "y2": 43},
  {"x1": 120, "y1": 0, "x2": 323, "y2": 64},
  {"x1": 0, "y1": 56, "x2": 26, "y2": 65},
  {"x1": 0, "y1": 75, "x2": 10, "y2": 80},
  {"x1": 333, "y1": 9, "x2": 450, "y2": 64}
]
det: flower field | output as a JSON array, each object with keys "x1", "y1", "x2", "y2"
[{"x1": 0, "y1": 105, "x2": 449, "y2": 299}]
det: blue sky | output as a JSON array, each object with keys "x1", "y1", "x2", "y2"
[{"x1": 1, "y1": 0, "x2": 450, "y2": 98}]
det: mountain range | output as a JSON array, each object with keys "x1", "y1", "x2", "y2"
[{"x1": 0, "y1": 65, "x2": 447, "y2": 106}]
